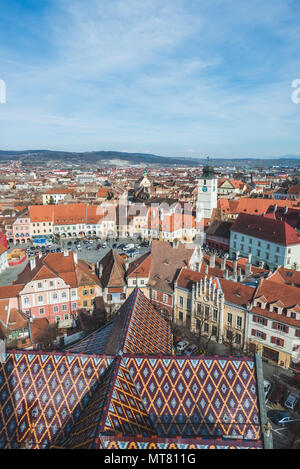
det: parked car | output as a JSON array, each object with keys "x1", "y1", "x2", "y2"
[
  {"x1": 112, "y1": 243, "x2": 117, "y2": 248},
  {"x1": 264, "y1": 380, "x2": 271, "y2": 399},
  {"x1": 97, "y1": 244, "x2": 102, "y2": 249},
  {"x1": 176, "y1": 340, "x2": 189, "y2": 353},
  {"x1": 184, "y1": 344, "x2": 198, "y2": 355},
  {"x1": 102, "y1": 242, "x2": 107, "y2": 248},
  {"x1": 119, "y1": 253, "x2": 127, "y2": 259},
  {"x1": 118, "y1": 244, "x2": 126, "y2": 250},
  {"x1": 87, "y1": 245, "x2": 92, "y2": 250},
  {"x1": 284, "y1": 392, "x2": 299, "y2": 410},
  {"x1": 56, "y1": 248, "x2": 61, "y2": 253},
  {"x1": 267, "y1": 410, "x2": 299, "y2": 425}
]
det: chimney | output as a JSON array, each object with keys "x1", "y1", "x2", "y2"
[
  {"x1": 233, "y1": 259, "x2": 238, "y2": 274},
  {"x1": 221, "y1": 253, "x2": 229, "y2": 270},
  {"x1": 99, "y1": 264, "x2": 103, "y2": 277},
  {"x1": 30, "y1": 258, "x2": 36, "y2": 271},
  {"x1": 64, "y1": 250, "x2": 69, "y2": 257},
  {"x1": 238, "y1": 267, "x2": 244, "y2": 282},
  {"x1": 273, "y1": 204, "x2": 277, "y2": 213},
  {"x1": 284, "y1": 206, "x2": 288, "y2": 215},
  {"x1": 245, "y1": 255, "x2": 252, "y2": 277},
  {"x1": 223, "y1": 269, "x2": 228, "y2": 280},
  {"x1": 209, "y1": 254, "x2": 216, "y2": 268},
  {"x1": 205, "y1": 264, "x2": 209, "y2": 275},
  {"x1": 73, "y1": 252, "x2": 78, "y2": 264}
]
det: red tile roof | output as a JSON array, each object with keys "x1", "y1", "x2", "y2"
[{"x1": 231, "y1": 213, "x2": 300, "y2": 246}]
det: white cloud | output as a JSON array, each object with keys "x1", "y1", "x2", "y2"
[{"x1": 1, "y1": 0, "x2": 300, "y2": 157}]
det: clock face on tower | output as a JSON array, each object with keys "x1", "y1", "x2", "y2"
[{"x1": 202, "y1": 186, "x2": 207, "y2": 192}]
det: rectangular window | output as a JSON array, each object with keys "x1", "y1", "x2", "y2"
[
  {"x1": 39, "y1": 308, "x2": 44, "y2": 315},
  {"x1": 235, "y1": 334, "x2": 241, "y2": 345},
  {"x1": 204, "y1": 323, "x2": 209, "y2": 333},
  {"x1": 179, "y1": 311, "x2": 183, "y2": 321},
  {"x1": 37, "y1": 282, "x2": 42, "y2": 289},
  {"x1": 212, "y1": 326, "x2": 218, "y2": 337},
  {"x1": 62, "y1": 304, "x2": 67, "y2": 311},
  {"x1": 187, "y1": 299, "x2": 191, "y2": 311},
  {"x1": 227, "y1": 313, "x2": 232, "y2": 326},
  {"x1": 213, "y1": 309, "x2": 218, "y2": 322},
  {"x1": 236, "y1": 316, "x2": 242, "y2": 329},
  {"x1": 53, "y1": 306, "x2": 59, "y2": 313},
  {"x1": 61, "y1": 292, "x2": 67, "y2": 299},
  {"x1": 179, "y1": 296, "x2": 183, "y2": 307},
  {"x1": 38, "y1": 295, "x2": 43, "y2": 303}
]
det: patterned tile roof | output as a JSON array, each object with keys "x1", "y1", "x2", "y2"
[
  {"x1": 67, "y1": 288, "x2": 173, "y2": 356},
  {"x1": 120, "y1": 288, "x2": 173, "y2": 355},
  {"x1": 0, "y1": 289, "x2": 266, "y2": 450},
  {"x1": 0, "y1": 351, "x2": 113, "y2": 449},
  {"x1": 123, "y1": 356, "x2": 261, "y2": 440}
]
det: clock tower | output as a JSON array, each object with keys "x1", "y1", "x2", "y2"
[{"x1": 196, "y1": 157, "x2": 218, "y2": 220}]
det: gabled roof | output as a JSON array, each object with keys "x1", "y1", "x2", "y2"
[
  {"x1": 14, "y1": 252, "x2": 78, "y2": 288},
  {"x1": 231, "y1": 213, "x2": 300, "y2": 246},
  {"x1": 0, "y1": 291, "x2": 266, "y2": 450},
  {"x1": 148, "y1": 241, "x2": 193, "y2": 294},
  {"x1": 127, "y1": 251, "x2": 151, "y2": 278},
  {"x1": 70, "y1": 289, "x2": 172, "y2": 356},
  {"x1": 99, "y1": 249, "x2": 126, "y2": 289},
  {"x1": 253, "y1": 279, "x2": 300, "y2": 310}
]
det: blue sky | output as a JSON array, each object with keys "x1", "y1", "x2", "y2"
[{"x1": 0, "y1": 0, "x2": 300, "y2": 158}]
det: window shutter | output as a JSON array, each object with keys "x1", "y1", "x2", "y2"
[
  {"x1": 253, "y1": 315, "x2": 257, "y2": 323},
  {"x1": 279, "y1": 339, "x2": 284, "y2": 347},
  {"x1": 263, "y1": 318, "x2": 268, "y2": 326},
  {"x1": 271, "y1": 336, "x2": 276, "y2": 344},
  {"x1": 296, "y1": 329, "x2": 300, "y2": 338},
  {"x1": 285, "y1": 326, "x2": 289, "y2": 334},
  {"x1": 251, "y1": 329, "x2": 256, "y2": 336},
  {"x1": 262, "y1": 333, "x2": 267, "y2": 340},
  {"x1": 272, "y1": 322, "x2": 278, "y2": 330}
]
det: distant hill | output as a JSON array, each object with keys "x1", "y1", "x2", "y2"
[{"x1": 0, "y1": 149, "x2": 299, "y2": 167}]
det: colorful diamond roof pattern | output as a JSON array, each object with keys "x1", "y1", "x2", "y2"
[
  {"x1": 66, "y1": 288, "x2": 173, "y2": 356},
  {"x1": 122, "y1": 356, "x2": 261, "y2": 440},
  {"x1": 0, "y1": 289, "x2": 266, "y2": 450},
  {"x1": 120, "y1": 288, "x2": 173, "y2": 355},
  {"x1": 0, "y1": 351, "x2": 113, "y2": 449}
]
